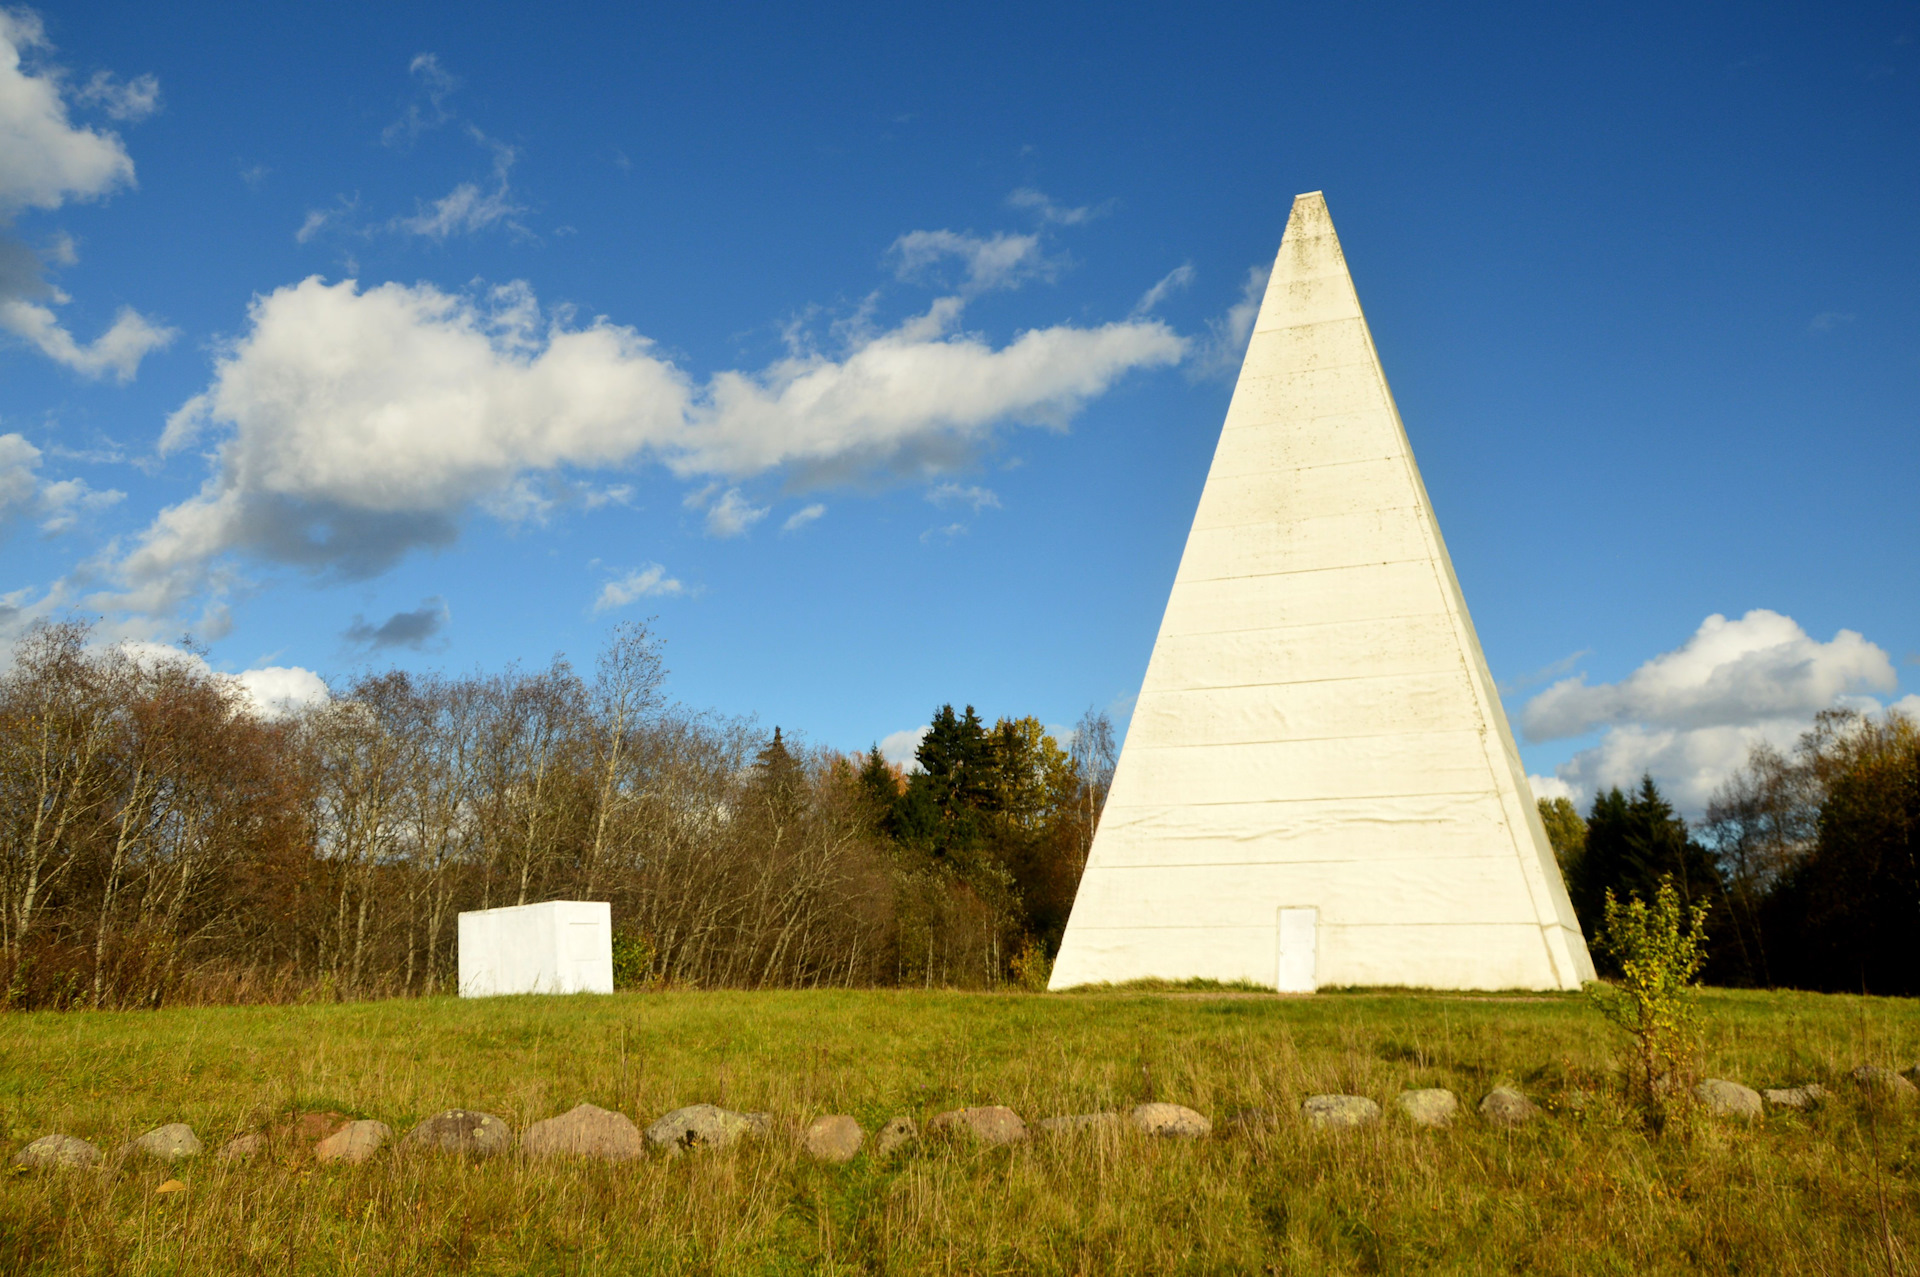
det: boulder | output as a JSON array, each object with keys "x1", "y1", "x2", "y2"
[
  {"x1": 926, "y1": 1105, "x2": 1028, "y2": 1145},
  {"x1": 277, "y1": 1111, "x2": 351, "y2": 1151},
  {"x1": 400, "y1": 1109, "x2": 513, "y2": 1157},
  {"x1": 1130, "y1": 1103, "x2": 1211, "y2": 1138},
  {"x1": 874, "y1": 1115, "x2": 918, "y2": 1155},
  {"x1": 1852, "y1": 1066, "x2": 1919, "y2": 1099},
  {"x1": 644, "y1": 1104, "x2": 760, "y2": 1152},
  {"x1": 124, "y1": 1123, "x2": 202, "y2": 1163},
  {"x1": 217, "y1": 1132, "x2": 266, "y2": 1162},
  {"x1": 1301, "y1": 1095, "x2": 1380, "y2": 1130},
  {"x1": 801, "y1": 1115, "x2": 863, "y2": 1163},
  {"x1": 314, "y1": 1119, "x2": 391, "y2": 1165},
  {"x1": 1695, "y1": 1079, "x2": 1764, "y2": 1120},
  {"x1": 1763, "y1": 1084, "x2": 1829, "y2": 1111},
  {"x1": 12, "y1": 1134, "x2": 100, "y2": 1170},
  {"x1": 1479, "y1": 1087, "x2": 1539, "y2": 1127},
  {"x1": 154, "y1": 1179, "x2": 187, "y2": 1195},
  {"x1": 521, "y1": 1104, "x2": 643, "y2": 1161},
  {"x1": 1395, "y1": 1089, "x2": 1459, "y2": 1128},
  {"x1": 1036, "y1": 1112, "x2": 1125, "y2": 1135}
]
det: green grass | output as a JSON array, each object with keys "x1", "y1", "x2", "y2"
[{"x1": 2, "y1": 987, "x2": 1917, "y2": 1274}]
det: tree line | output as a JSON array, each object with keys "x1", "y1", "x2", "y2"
[
  {"x1": 1539, "y1": 707, "x2": 1920, "y2": 996},
  {"x1": 0, "y1": 620, "x2": 1116, "y2": 1009}
]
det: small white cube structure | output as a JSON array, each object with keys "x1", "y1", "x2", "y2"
[{"x1": 457, "y1": 900, "x2": 615, "y2": 997}]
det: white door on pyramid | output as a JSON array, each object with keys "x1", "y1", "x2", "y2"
[{"x1": 1277, "y1": 908, "x2": 1318, "y2": 993}]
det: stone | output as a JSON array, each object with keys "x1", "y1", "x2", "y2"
[
  {"x1": 155, "y1": 1179, "x2": 186, "y2": 1195},
  {"x1": 217, "y1": 1132, "x2": 266, "y2": 1162},
  {"x1": 400, "y1": 1109, "x2": 513, "y2": 1157},
  {"x1": 1852, "y1": 1066, "x2": 1918, "y2": 1098},
  {"x1": 1479, "y1": 1087, "x2": 1539, "y2": 1127},
  {"x1": 743, "y1": 1111, "x2": 773, "y2": 1137},
  {"x1": 125, "y1": 1123, "x2": 202, "y2": 1162},
  {"x1": 12, "y1": 1134, "x2": 100, "y2": 1170},
  {"x1": 1036, "y1": 1112, "x2": 1125, "y2": 1135},
  {"x1": 874, "y1": 1115, "x2": 918, "y2": 1155},
  {"x1": 1130, "y1": 1103, "x2": 1211, "y2": 1138},
  {"x1": 801, "y1": 1115, "x2": 863, "y2": 1163},
  {"x1": 1764, "y1": 1084, "x2": 1829, "y2": 1111},
  {"x1": 644, "y1": 1104, "x2": 759, "y2": 1152},
  {"x1": 314, "y1": 1119, "x2": 391, "y2": 1165},
  {"x1": 1395, "y1": 1089, "x2": 1459, "y2": 1128},
  {"x1": 1301, "y1": 1095, "x2": 1380, "y2": 1130},
  {"x1": 1695, "y1": 1078, "x2": 1763, "y2": 1120},
  {"x1": 278, "y1": 1111, "x2": 351, "y2": 1149},
  {"x1": 521, "y1": 1104, "x2": 643, "y2": 1161},
  {"x1": 926, "y1": 1105, "x2": 1029, "y2": 1145}
]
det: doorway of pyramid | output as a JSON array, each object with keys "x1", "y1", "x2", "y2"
[{"x1": 1276, "y1": 907, "x2": 1319, "y2": 993}]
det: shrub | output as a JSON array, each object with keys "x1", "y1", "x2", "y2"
[
  {"x1": 611, "y1": 931, "x2": 657, "y2": 990},
  {"x1": 1586, "y1": 873, "x2": 1709, "y2": 1131},
  {"x1": 1010, "y1": 938, "x2": 1052, "y2": 991}
]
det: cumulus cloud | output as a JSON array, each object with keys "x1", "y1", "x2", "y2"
[
  {"x1": 594, "y1": 563, "x2": 682, "y2": 613},
  {"x1": 342, "y1": 596, "x2": 448, "y2": 651},
  {"x1": 880, "y1": 724, "x2": 929, "y2": 770},
  {"x1": 101, "y1": 270, "x2": 1181, "y2": 619},
  {"x1": 118, "y1": 640, "x2": 330, "y2": 719},
  {"x1": 686, "y1": 484, "x2": 766, "y2": 538},
  {"x1": 1189, "y1": 264, "x2": 1269, "y2": 380},
  {"x1": 925, "y1": 482, "x2": 999, "y2": 512},
  {"x1": 0, "y1": 15, "x2": 168, "y2": 379},
  {"x1": 0, "y1": 430, "x2": 121, "y2": 533},
  {"x1": 1523, "y1": 610, "x2": 1904, "y2": 811},
  {"x1": 780, "y1": 502, "x2": 824, "y2": 533},
  {"x1": 0, "y1": 11, "x2": 136, "y2": 213}
]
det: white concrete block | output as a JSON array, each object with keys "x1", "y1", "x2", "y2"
[
  {"x1": 1049, "y1": 191, "x2": 1595, "y2": 993},
  {"x1": 457, "y1": 900, "x2": 615, "y2": 997}
]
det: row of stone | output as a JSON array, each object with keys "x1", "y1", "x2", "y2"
[{"x1": 15, "y1": 1067, "x2": 1911, "y2": 1171}]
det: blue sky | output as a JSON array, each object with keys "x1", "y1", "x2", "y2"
[{"x1": 2, "y1": 1, "x2": 1916, "y2": 813}]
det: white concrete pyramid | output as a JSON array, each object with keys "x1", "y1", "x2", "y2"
[{"x1": 1050, "y1": 192, "x2": 1594, "y2": 992}]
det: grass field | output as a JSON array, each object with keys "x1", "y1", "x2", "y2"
[{"x1": 2, "y1": 986, "x2": 1918, "y2": 1275}]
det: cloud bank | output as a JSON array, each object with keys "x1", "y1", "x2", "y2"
[{"x1": 1522, "y1": 609, "x2": 1911, "y2": 811}]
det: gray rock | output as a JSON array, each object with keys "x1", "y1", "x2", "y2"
[
  {"x1": 1036, "y1": 1112, "x2": 1125, "y2": 1135},
  {"x1": 1763, "y1": 1084, "x2": 1829, "y2": 1111},
  {"x1": 1478, "y1": 1087, "x2": 1539, "y2": 1127},
  {"x1": 217, "y1": 1132, "x2": 266, "y2": 1162},
  {"x1": 744, "y1": 1111, "x2": 773, "y2": 1137},
  {"x1": 400, "y1": 1109, "x2": 512, "y2": 1157},
  {"x1": 926, "y1": 1105, "x2": 1028, "y2": 1145},
  {"x1": 521, "y1": 1104, "x2": 643, "y2": 1161},
  {"x1": 314, "y1": 1119, "x2": 391, "y2": 1165},
  {"x1": 1695, "y1": 1078, "x2": 1764, "y2": 1120},
  {"x1": 12, "y1": 1134, "x2": 100, "y2": 1170},
  {"x1": 1852, "y1": 1066, "x2": 1919, "y2": 1099},
  {"x1": 801, "y1": 1115, "x2": 863, "y2": 1163},
  {"x1": 644, "y1": 1103, "x2": 758, "y2": 1152},
  {"x1": 125, "y1": 1123, "x2": 202, "y2": 1162},
  {"x1": 1130, "y1": 1103, "x2": 1211, "y2": 1138},
  {"x1": 874, "y1": 1115, "x2": 918, "y2": 1155},
  {"x1": 1395, "y1": 1088, "x2": 1459, "y2": 1128},
  {"x1": 1301, "y1": 1094, "x2": 1380, "y2": 1130}
]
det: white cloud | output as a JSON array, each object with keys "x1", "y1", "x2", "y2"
[
  {"x1": 889, "y1": 229, "x2": 1049, "y2": 294},
  {"x1": 74, "y1": 69, "x2": 159, "y2": 122},
  {"x1": 1528, "y1": 774, "x2": 1577, "y2": 803},
  {"x1": 0, "y1": 295, "x2": 173, "y2": 380},
  {"x1": 1006, "y1": 187, "x2": 1103, "y2": 226},
  {"x1": 1189, "y1": 264, "x2": 1269, "y2": 380},
  {"x1": 0, "y1": 11, "x2": 136, "y2": 212},
  {"x1": 780, "y1": 502, "x2": 824, "y2": 533},
  {"x1": 594, "y1": 563, "x2": 683, "y2": 613},
  {"x1": 382, "y1": 53, "x2": 457, "y2": 148},
  {"x1": 118, "y1": 640, "x2": 329, "y2": 719},
  {"x1": 0, "y1": 430, "x2": 122, "y2": 533},
  {"x1": 880, "y1": 724, "x2": 929, "y2": 770},
  {"x1": 294, "y1": 208, "x2": 335, "y2": 244},
  {"x1": 103, "y1": 272, "x2": 1180, "y2": 620},
  {"x1": 926, "y1": 482, "x2": 999, "y2": 512},
  {"x1": 1132, "y1": 263, "x2": 1194, "y2": 316},
  {"x1": 702, "y1": 487, "x2": 767, "y2": 537},
  {"x1": 394, "y1": 135, "x2": 523, "y2": 239},
  {"x1": 1523, "y1": 610, "x2": 1903, "y2": 811}
]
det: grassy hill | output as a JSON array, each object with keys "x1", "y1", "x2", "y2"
[{"x1": 2, "y1": 986, "x2": 1916, "y2": 1274}]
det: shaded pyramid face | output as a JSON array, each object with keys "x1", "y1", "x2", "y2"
[{"x1": 1049, "y1": 193, "x2": 1594, "y2": 992}]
